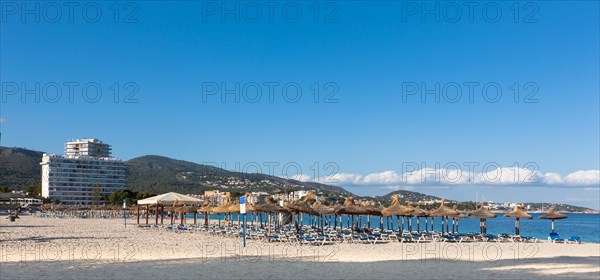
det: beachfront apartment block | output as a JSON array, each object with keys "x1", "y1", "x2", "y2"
[
  {"x1": 204, "y1": 190, "x2": 231, "y2": 206},
  {"x1": 272, "y1": 190, "x2": 313, "y2": 202},
  {"x1": 41, "y1": 139, "x2": 126, "y2": 205},
  {"x1": 246, "y1": 192, "x2": 270, "y2": 204}
]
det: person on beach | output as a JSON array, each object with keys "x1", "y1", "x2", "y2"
[{"x1": 6, "y1": 209, "x2": 10, "y2": 219}]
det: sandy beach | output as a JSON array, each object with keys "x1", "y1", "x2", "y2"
[{"x1": 0, "y1": 216, "x2": 598, "y2": 279}]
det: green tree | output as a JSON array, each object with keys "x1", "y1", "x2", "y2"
[{"x1": 26, "y1": 184, "x2": 42, "y2": 198}]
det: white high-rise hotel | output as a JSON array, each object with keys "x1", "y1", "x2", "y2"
[{"x1": 41, "y1": 139, "x2": 126, "y2": 205}]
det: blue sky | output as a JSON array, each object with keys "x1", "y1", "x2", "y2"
[{"x1": 1, "y1": 1, "x2": 599, "y2": 208}]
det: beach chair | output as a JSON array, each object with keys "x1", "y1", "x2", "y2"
[
  {"x1": 286, "y1": 233, "x2": 298, "y2": 243},
  {"x1": 566, "y1": 236, "x2": 581, "y2": 244},
  {"x1": 352, "y1": 233, "x2": 371, "y2": 244},
  {"x1": 510, "y1": 235, "x2": 523, "y2": 242},
  {"x1": 496, "y1": 234, "x2": 511, "y2": 243},
  {"x1": 310, "y1": 237, "x2": 326, "y2": 246},
  {"x1": 521, "y1": 236, "x2": 538, "y2": 243},
  {"x1": 341, "y1": 232, "x2": 353, "y2": 243},
  {"x1": 441, "y1": 235, "x2": 457, "y2": 242},
  {"x1": 325, "y1": 232, "x2": 339, "y2": 242},
  {"x1": 548, "y1": 232, "x2": 565, "y2": 243}
]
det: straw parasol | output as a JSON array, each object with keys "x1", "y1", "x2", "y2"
[
  {"x1": 311, "y1": 201, "x2": 335, "y2": 216},
  {"x1": 287, "y1": 193, "x2": 319, "y2": 216},
  {"x1": 381, "y1": 195, "x2": 414, "y2": 232},
  {"x1": 228, "y1": 203, "x2": 240, "y2": 213},
  {"x1": 362, "y1": 201, "x2": 384, "y2": 229},
  {"x1": 428, "y1": 199, "x2": 459, "y2": 235},
  {"x1": 330, "y1": 202, "x2": 344, "y2": 229},
  {"x1": 175, "y1": 205, "x2": 197, "y2": 225},
  {"x1": 410, "y1": 204, "x2": 429, "y2": 232},
  {"x1": 198, "y1": 203, "x2": 213, "y2": 225},
  {"x1": 198, "y1": 204, "x2": 213, "y2": 213},
  {"x1": 259, "y1": 197, "x2": 288, "y2": 213},
  {"x1": 504, "y1": 205, "x2": 532, "y2": 236},
  {"x1": 212, "y1": 202, "x2": 233, "y2": 214},
  {"x1": 286, "y1": 193, "x2": 319, "y2": 232},
  {"x1": 335, "y1": 197, "x2": 369, "y2": 232},
  {"x1": 256, "y1": 197, "x2": 288, "y2": 232},
  {"x1": 309, "y1": 200, "x2": 334, "y2": 231},
  {"x1": 449, "y1": 207, "x2": 467, "y2": 234},
  {"x1": 468, "y1": 202, "x2": 497, "y2": 235},
  {"x1": 539, "y1": 207, "x2": 568, "y2": 233},
  {"x1": 362, "y1": 202, "x2": 384, "y2": 216},
  {"x1": 428, "y1": 199, "x2": 459, "y2": 217},
  {"x1": 411, "y1": 207, "x2": 428, "y2": 217},
  {"x1": 381, "y1": 195, "x2": 412, "y2": 216},
  {"x1": 336, "y1": 197, "x2": 369, "y2": 215}
]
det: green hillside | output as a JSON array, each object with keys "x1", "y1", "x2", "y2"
[{"x1": 125, "y1": 155, "x2": 353, "y2": 196}]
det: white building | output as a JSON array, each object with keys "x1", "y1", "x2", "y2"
[
  {"x1": 246, "y1": 192, "x2": 270, "y2": 204},
  {"x1": 41, "y1": 139, "x2": 126, "y2": 205},
  {"x1": 65, "y1": 138, "x2": 111, "y2": 157},
  {"x1": 272, "y1": 190, "x2": 313, "y2": 202}
]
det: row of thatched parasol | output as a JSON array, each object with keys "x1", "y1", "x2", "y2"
[{"x1": 121, "y1": 191, "x2": 568, "y2": 236}]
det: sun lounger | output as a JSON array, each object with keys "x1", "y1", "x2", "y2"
[
  {"x1": 566, "y1": 236, "x2": 581, "y2": 244},
  {"x1": 521, "y1": 236, "x2": 538, "y2": 243},
  {"x1": 548, "y1": 232, "x2": 565, "y2": 243}
]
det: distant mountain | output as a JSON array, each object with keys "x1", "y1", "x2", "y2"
[
  {"x1": 377, "y1": 190, "x2": 442, "y2": 204},
  {"x1": 125, "y1": 155, "x2": 353, "y2": 196},
  {"x1": 0, "y1": 147, "x2": 44, "y2": 188}
]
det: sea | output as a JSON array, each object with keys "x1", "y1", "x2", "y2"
[{"x1": 194, "y1": 213, "x2": 600, "y2": 243}]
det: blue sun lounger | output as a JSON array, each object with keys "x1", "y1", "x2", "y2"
[
  {"x1": 567, "y1": 236, "x2": 581, "y2": 244},
  {"x1": 548, "y1": 232, "x2": 565, "y2": 243}
]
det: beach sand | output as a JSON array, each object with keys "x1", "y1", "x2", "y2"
[{"x1": 1, "y1": 216, "x2": 599, "y2": 279}]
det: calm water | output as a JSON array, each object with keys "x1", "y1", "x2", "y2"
[{"x1": 190, "y1": 213, "x2": 600, "y2": 243}]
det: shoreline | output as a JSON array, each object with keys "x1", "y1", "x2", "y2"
[{"x1": 1, "y1": 216, "x2": 599, "y2": 279}]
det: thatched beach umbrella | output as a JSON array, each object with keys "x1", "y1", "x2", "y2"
[
  {"x1": 330, "y1": 202, "x2": 344, "y2": 229},
  {"x1": 382, "y1": 195, "x2": 414, "y2": 232},
  {"x1": 504, "y1": 205, "x2": 532, "y2": 236},
  {"x1": 428, "y1": 199, "x2": 459, "y2": 235},
  {"x1": 310, "y1": 200, "x2": 334, "y2": 231},
  {"x1": 362, "y1": 202, "x2": 384, "y2": 229},
  {"x1": 405, "y1": 202, "x2": 417, "y2": 231},
  {"x1": 212, "y1": 201, "x2": 234, "y2": 227},
  {"x1": 410, "y1": 206, "x2": 429, "y2": 232},
  {"x1": 336, "y1": 197, "x2": 369, "y2": 232},
  {"x1": 287, "y1": 193, "x2": 319, "y2": 216},
  {"x1": 175, "y1": 205, "x2": 192, "y2": 225},
  {"x1": 449, "y1": 209, "x2": 467, "y2": 234},
  {"x1": 287, "y1": 193, "x2": 319, "y2": 232},
  {"x1": 539, "y1": 207, "x2": 568, "y2": 233},
  {"x1": 468, "y1": 203, "x2": 497, "y2": 235},
  {"x1": 311, "y1": 201, "x2": 335, "y2": 216},
  {"x1": 198, "y1": 204, "x2": 213, "y2": 225},
  {"x1": 257, "y1": 197, "x2": 288, "y2": 231}
]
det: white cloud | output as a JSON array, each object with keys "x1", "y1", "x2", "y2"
[
  {"x1": 563, "y1": 170, "x2": 600, "y2": 186},
  {"x1": 309, "y1": 167, "x2": 599, "y2": 188},
  {"x1": 542, "y1": 172, "x2": 563, "y2": 184},
  {"x1": 288, "y1": 174, "x2": 312, "y2": 182},
  {"x1": 0, "y1": 117, "x2": 6, "y2": 124}
]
